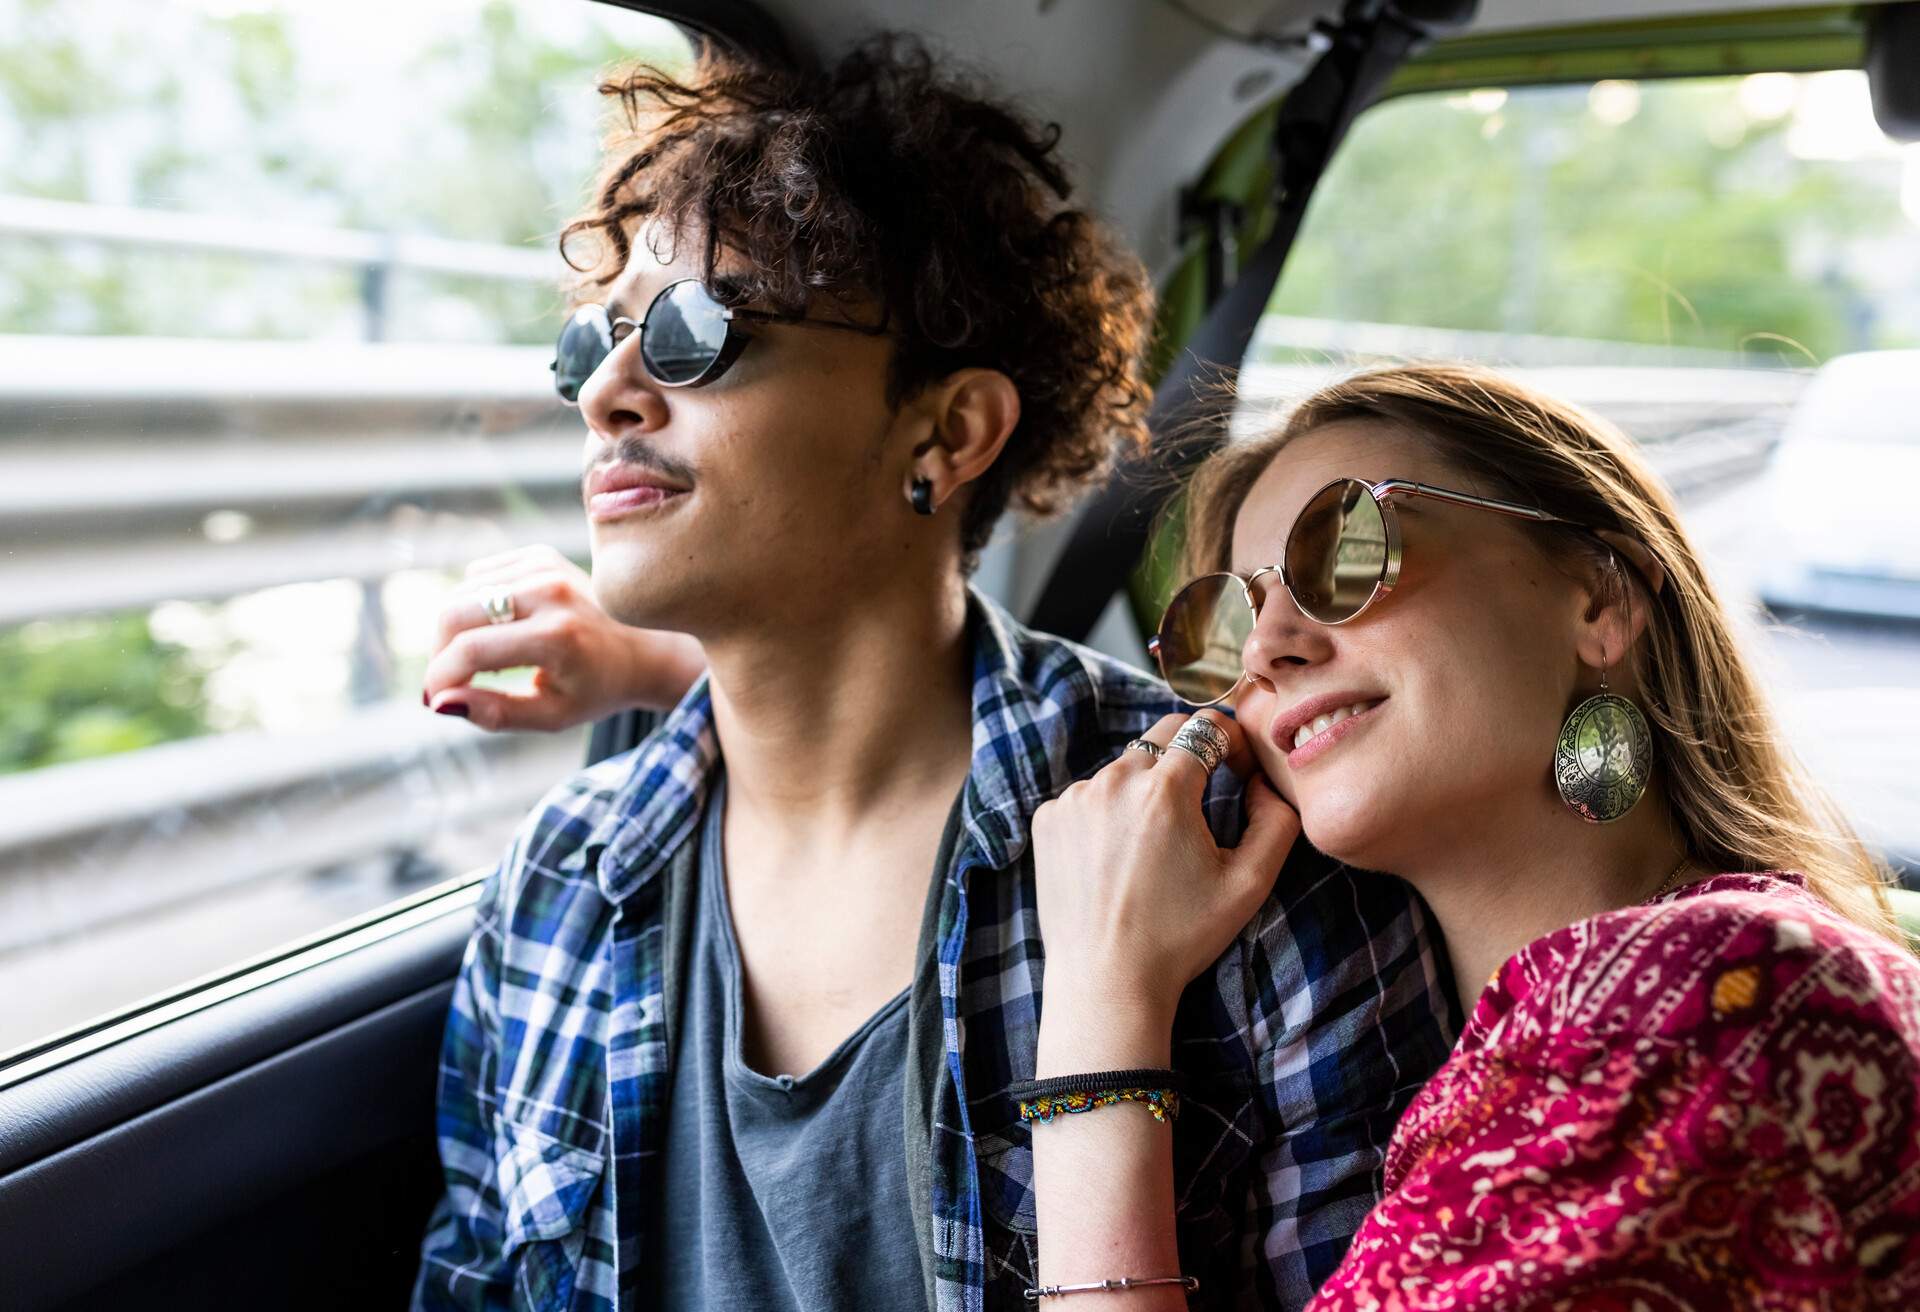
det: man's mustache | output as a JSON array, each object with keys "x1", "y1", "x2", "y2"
[{"x1": 582, "y1": 438, "x2": 699, "y2": 495}]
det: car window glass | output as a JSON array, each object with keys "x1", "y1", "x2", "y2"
[
  {"x1": 1253, "y1": 71, "x2": 1920, "y2": 888},
  {"x1": 0, "y1": 0, "x2": 691, "y2": 1055}
]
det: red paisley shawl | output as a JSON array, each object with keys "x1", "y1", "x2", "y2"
[{"x1": 1308, "y1": 872, "x2": 1920, "y2": 1311}]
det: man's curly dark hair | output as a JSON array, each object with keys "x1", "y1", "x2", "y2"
[{"x1": 556, "y1": 33, "x2": 1155, "y2": 564}]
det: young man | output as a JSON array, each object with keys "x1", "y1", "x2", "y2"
[{"x1": 411, "y1": 35, "x2": 1454, "y2": 1312}]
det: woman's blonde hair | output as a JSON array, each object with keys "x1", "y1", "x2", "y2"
[{"x1": 1183, "y1": 360, "x2": 1899, "y2": 942}]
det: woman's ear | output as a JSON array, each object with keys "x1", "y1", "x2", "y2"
[
  {"x1": 903, "y1": 368, "x2": 1020, "y2": 511},
  {"x1": 1576, "y1": 534, "x2": 1661, "y2": 675},
  {"x1": 1591, "y1": 528, "x2": 1666, "y2": 598}
]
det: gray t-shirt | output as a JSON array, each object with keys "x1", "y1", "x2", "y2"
[{"x1": 652, "y1": 777, "x2": 927, "y2": 1310}]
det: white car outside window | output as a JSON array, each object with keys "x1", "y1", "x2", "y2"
[{"x1": 1760, "y1": 350, "x2": 1920, "y2": 621}]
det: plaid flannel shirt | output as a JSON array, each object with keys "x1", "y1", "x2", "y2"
[{"x1": 412, "y1": 589, "x2": 1456, "y2": 1312}]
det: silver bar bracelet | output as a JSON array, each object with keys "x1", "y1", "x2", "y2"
[{"x1": 1024, "y1": 1274, "x2": 1200, "y2": 1300}]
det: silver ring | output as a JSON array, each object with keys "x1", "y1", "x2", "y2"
[
  {"x1": 1124, "y1": 738, "x2": 1164, "y2": 761},
  {"x1": 482, "y1": 588, "x2": 516, "y2": 625},
  {"x1": 1165, "y1": 715, "x2": 1230, "y2": 773}
]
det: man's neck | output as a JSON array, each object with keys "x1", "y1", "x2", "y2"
[{"x1": 701, "y1": 576, "x2": 976, "y2": 846}]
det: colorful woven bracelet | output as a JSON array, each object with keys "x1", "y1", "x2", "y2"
[{"x1": 1017, "y1": 1086, "x2": 1182, "y2": 1124}]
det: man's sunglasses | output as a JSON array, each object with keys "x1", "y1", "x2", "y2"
[
  {"x1": 551, "y1": 278, "x2": 885, "y2": 401},
  {"x1": 1149, "y1": 476, "x2": 1618, "y2": 706}
]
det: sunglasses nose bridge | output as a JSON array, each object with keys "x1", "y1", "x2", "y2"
[
  {"x1": 1241, "y1": 562, "x2": 1329, "y2": 688},
  {"x1": 1242, "y1": 564, "x2": 1285, "y2": 618},
  {"x1": 554, "y1": 305, "x2": 632, "y2": 407},
  {"x1": 581, "y1": 316, "x2": 662, "y2": 407},
  {"x1": 600, "y1": 316, "x2": 644, "y2": 364}
]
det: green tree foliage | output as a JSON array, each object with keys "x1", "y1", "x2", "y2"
[
  {"x1": 0, "y1": 615, "x2": 223, "y2": 775},
  {"x1": 0, "y1": 0, "x2": 686, "y2": 343},
  {"x1": 1272, "y1": 79, "x2": 1904, "y2": 360}
]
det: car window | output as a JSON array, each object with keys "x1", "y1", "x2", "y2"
[
  {"x1": 1251, "y1": 71, "x2": 1920, "y2": 887},
  {"x1": 0, "y1": 0, "x2": 691, "y2": 1055}
]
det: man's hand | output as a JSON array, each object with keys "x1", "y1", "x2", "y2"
[{"x1": 422, "y1": 544, "x2": 706, "y2": 732}]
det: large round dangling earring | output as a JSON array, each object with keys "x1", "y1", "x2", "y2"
[{"x1": 1554, "y1": 644, "x2": 1654, "y2": 824}]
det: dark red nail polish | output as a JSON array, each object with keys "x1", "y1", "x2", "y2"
[
  {"x1": 422, "y1": 690, "x2": 430, "y2": 707},
  {"x1": 434, "y1": 701, "x2": 469, "y2": 718}
]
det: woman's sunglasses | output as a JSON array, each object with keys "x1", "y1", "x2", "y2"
[
  {"x1": 1149, "y1": 476, "x2": 1610, "y2": 706},
  {"x1": 551, "y1": 278, "x2": 885, "y2": 401}
]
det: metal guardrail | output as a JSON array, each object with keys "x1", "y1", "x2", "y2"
[
  {"x1": 0, "y1": 336, "x2": 582, "y2": 627},
  {"x1": 0, "y1": 195, "x2": 561, "y2": 280},
  {"x1": 1252, "y1": 313, "x2": 1769, "y2": 370},
  {"x1": 0, "y1": 705, "x2": 584, "y2": 956},
  {"x1": 0, "y1": 195, "x2": 564, "y2": 342},
  {"x1": 1238, "y1": 361, "x2": 1805, "y2": 492}
]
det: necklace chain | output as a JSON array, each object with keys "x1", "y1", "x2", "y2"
[{"x1": 1647, "y1": 853, "x2": 1692, "y2": 903}]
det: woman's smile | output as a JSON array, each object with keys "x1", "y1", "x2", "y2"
[{"x1": 1276, "y1": 696, "x2": 1388, "y2": 768}]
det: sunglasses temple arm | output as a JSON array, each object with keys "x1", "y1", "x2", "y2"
[
  {"x1": 1380, "y1": 480, "x2": 1583, "y2": 527},
  {"x1": 728, "y1": 307, "x2": 891, "y2": 336}
]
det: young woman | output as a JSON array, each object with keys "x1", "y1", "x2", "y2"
[{"x1": 1025, "y1": 361, "x2": 1920, "y2": 1308}]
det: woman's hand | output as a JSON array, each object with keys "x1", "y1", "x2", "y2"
[
  {"x1": 1030, "y1": 709, "x2": 1302, "y2": 1031},
  {"x1": 422, "y1": 544, "x2": 706, "y2": 732}
]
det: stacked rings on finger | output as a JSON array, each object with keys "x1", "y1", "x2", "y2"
[
  {"x1": 1166, "y1": 715, "x2": 1230, "y2": 773},
  {"x1": 1124, "y1": 738, "x2": 1165, "y2": 760},
  {"x1": 482, "y1": 589, "x2": 516, "y2": 625}
]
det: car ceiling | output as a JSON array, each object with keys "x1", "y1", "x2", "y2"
[{"x1": 648, "y1": 0, "x2": 1884, "y2": 278}]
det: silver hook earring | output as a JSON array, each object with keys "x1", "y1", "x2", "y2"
[{"x1": 1554, "y1": 553, "x2": 1654, "y2": 823}]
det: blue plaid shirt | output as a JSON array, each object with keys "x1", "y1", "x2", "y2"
[{"x1": 412, "y1": 590, "x2": 1455, "y2": 1312}]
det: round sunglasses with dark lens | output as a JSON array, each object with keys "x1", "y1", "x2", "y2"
[
  {"x1": 551, "y1": 278, "x2": 886, "y2": 402},
  {"x1": 1149, "y1": 476, "x2": 1601, "y2": 706}
]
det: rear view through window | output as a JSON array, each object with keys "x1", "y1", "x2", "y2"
[{"x1": 0, "y1": 0, "x2": 690, "y2": 1053}]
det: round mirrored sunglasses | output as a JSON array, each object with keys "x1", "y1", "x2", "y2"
[
  {"x1": 1148, "y1": 476, "x2": 1611, "y2": 706},
  {"x1": 551, "y1": 278, "x2": 889, "y2": 402}
]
